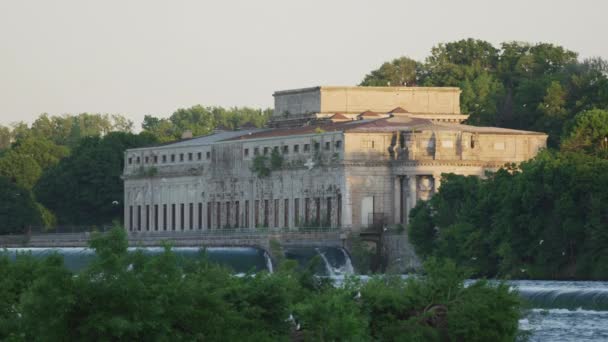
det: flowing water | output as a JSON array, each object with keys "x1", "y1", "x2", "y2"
[{"x1": 3, "y1": 247, "x2": 607, "y2": 340}]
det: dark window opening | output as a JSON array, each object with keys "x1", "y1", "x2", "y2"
[
  {"x1": 145, "y1": 205, "x2": 150, "y2": 231},
  {"x1": 235, "y1": 201, "x2": 240, "y2": 228},
  {"x1": 216, "y1": 202, "x2": 221, "y2": 229},
  {"x1": 294, "y1": 145, "x2": 299, "y2": 153},
  {"x1": 197, "y1": 152, "x2": 202, "y2": 160},
  {"x1": 315, "y1": 197, "x2": 321, "y2": 226},
  {"x1": 226, "y1": 201, "x2": 230, "y2": 228},
  {"x1": 284, "y1": 199, "x2": 289, "y2": 227},
  {"x1": 274, "y1": 199, "x2": 279, "y2": 227},
  {"x1": 198, "y1": 202, "x2": 202, "y2": 229},
  {"x1": 189, "y1": 203, "x2": 193, "y2": 229},
  {"x1": 325, "y1": 142, "x2": 331, "y2": 150},
  {"x1": 163, "y1": 204, "x2": 167, "y2": 230},
  {"x1": 254, "y1": 147, "x2": 259, "y2": 155},
  {"x1": 137, "y1": 205, "x2": 141, "y2": 231},
  {"x1": 326, "y1": 197, "x2": 332, "y2": 227},
  {"x1": 171, "y1": 154, "x2": 175, "y2": 162},
  {"x1": 180, "y1": 203, "x2": 185, "y2": 230},
  {"x1": 263, "y1": 147, "x2": 269, "y2": 155},
  {"x1": 335, "y1": 140, "x2": 342, "y2": 149},
  {"x1": 154, "y1": 204, "x2": 159, "y2": 230},
  {"x1": 153, "y1": 156, "x2": 158, "y2": 163},
  {"x1": 162, "y1": 155, "x2": 167, "y2": 163},
  {"x1": 129, "y1": 206, "x2": 133, "y2": 231},
  {"x1": 255, "y1": 200, "x2": 260, "y2": 227},
  {"x1": 207, "y1": 203, "x2": 212, "y2": 229},
  {"x1": 206, "y1": 151, "x2": 211, "y2": 160},
  {"x1": 282, "y1": 145, "x2": 288, "y2": 154},
  {"x1": 245, "y1": 200, "x2": 249, "y2": 228},
  {"x1": 244, "y1": 148, "x2": 249, "y2": 157},
  {"x1": 294, "y1": 198, "x2": 300, "y2": 226},
  {"x1": 145, "y1": 156, "x2": 149, "y2": 164},
  {"x1": 304, "y1": 144, "x2": 310, "y2": 152},
  {"x1": 337, "y1": 195, "x2": 342, "y2": 227},
  {"x1": 136, "y1": 157, "x2": 141, "y2": 164},
  {"x1": 304, "y1": 198, "x2": 310, "y2": 226},
  {"x1": 179, "y1": 153, "x2": 184, "y2": 162},
  {"x1": 171, "y1": 204, "x2": 176, "y2": 230},
  {"x1": 128, "y1": 158, "x2": 132, "y2": 165},
  {"x1": 188, "y1": 153, "x2": 193, "y2": 161},
  {"x1": 264, "y1": 200, "x2": 269, "y2": 227},
  {"x1": 314, "y1": 142, "x2": 320, "y2": 151}
]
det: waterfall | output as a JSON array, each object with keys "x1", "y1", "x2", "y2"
[
  {"x1": 315, "y1": 248, "x2": 337, "y2": 277},
  {"x1": 264, "y1": 252, "x2": 274, "y2": 273},
  {"x1": 340, "y1": 248, "x2": 355, "y2": 275}
]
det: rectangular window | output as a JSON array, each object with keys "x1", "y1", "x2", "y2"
[
  {"x1": 188, "y1": 152, "x2": 193, "y2": 161},
  {"x1": 129, "y1": 206, "x2": 133, "y2": 231},
  {"x1": 263, "y1": 147, "x2": 269, "y2": 155},
  {"x1": 137, "y1": 205, "x2": 141, "y2": 230},
  {"x1": 171, "y1": 204, "x2": 176, "y2": 230},
  {"x1": 273, "y1": 146, "x2": 279, "y2": 153},
  {"x1": 163, "y1": 204, "x2": 167, "y2": 230},
  {"x1": 245, "y1": 200, "x2": 250, "y2": 228},
  {"x1": 180, "y1": 203, "x2": 185, "y2": 230},
  {"x1": 304, "y1": 198, "x2": 310, "y2": 226},
  {"x1": 216, "y1": 202, "x2": 221, "y2": 229},
  {"x1": 128, "y1": 157, "x2": 132, "y2": 165},
  {"x1": 274, "y1": 199, "x2": 279, "y2": 227},
  {"x1": 254, "y1": 147, "x2": 259, "y2": 155},
  {"x1": 326, "y1": 197, "x2": 332, "y2": 227},
  {"x1": 180, "y1": 153, "x2": 184, "y2": 162},
  {"x1": 153, "y1": 156, "x2": 158, "y2": 164},
  {"x1": 244, "y1": 148, "x2": 249, "y2": 157},
  {"x1": 255, "y1": 200, "x2": 260, "y2": 227},
  {"x1": 315, "y1": 197, "x2": 321, "y2": 226},
  {"x1": 226, "y1": 201, "x2": 230, "y2": 228},
  {"x1": 145, "y1": 205, "x2": 150, "y2": 230},
  {"x1": 337, "y1": 195, "x2": 342, "y2": 227},
  {"x1": 207, "y1": 203, "x2": 212, "y2": 229},
  {"x1": 198, "y1": 203, "x2": 202, "y2": 229},
  {"x1": 171, "y1": 154, "x2": 175, "y2": 162},
  {"x1": 145, "y1": 156, "x2": 149, "y2": 164},
  {"x1": 314, "y1": 142, "x2": 320, "y2": 151},
  {"x1": 189, "y1": 203, "x2": 193, "y2": 230},
  {"x1": 284, "y1": 199, "x2": 289, "y2": 228},
  {"x1": 136, "y1": 157, "x2": 141, "y2": 164},
  {"x1": 197, "y1": 152, "x2": 202, "y2": 160},
  {"x1": 162, "y1": 155, "x2": 167, "y2": 163},
  {"x1": 304, "y1": 144, "x2": 310, "y2": 152},
  {"x1": 325, "y1": 142, "x2": 331, "y2": 150},
  {"x1": 282, "y1": 145, "x2": 288, "y2": 154},
  {"x1": 294, "y1": 198, "x2": 300, "y2": 226},
  {"x1": 235, "y1": 201, "x2": 240, "y2": 228},
  {"x1": 335, "y1": 140, "x2": 342, "y2": 149},
  {"x1": 294, "y1": 145, "x2": 299, "y2": 153},
  {"x1": 206, "y1": 151, "x2": 211, "y2": 160},
  {"x1": 264, "y1": 200, "x2": 269, "y2": 227},
  {"x1": 154, "y1": 204, "x2": 159, "y2": 231}
]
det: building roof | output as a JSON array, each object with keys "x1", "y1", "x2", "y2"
[
  {"x1": 358, "y1": 110, "x2": 381, "y2": 117},
  {"x1": 389, "y1": 107, "x2": 409, "y2": 114},
  {"x1": 329, "y1": 113, "x2": 351, "y2": 121}
]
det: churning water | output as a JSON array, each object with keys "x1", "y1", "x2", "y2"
[{"x1": 512, "y1": 280, "x2": 608, "y2": 341}]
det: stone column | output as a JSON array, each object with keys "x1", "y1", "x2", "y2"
[
  {"x1": 433, "y1": 174, "x2": 442, "y2": 194},
  {"x1": 393, "y1": 176, "x2": 401, "y2": 224},
  {"x1": 405, "y1": 175, "x2": 417, "y2": 225}
]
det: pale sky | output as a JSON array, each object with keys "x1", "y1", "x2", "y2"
[{"x1": 1, "y1": 0, "x2": 607, "y2": 129}]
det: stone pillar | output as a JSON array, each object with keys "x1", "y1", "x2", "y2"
[
  {"x1": 393, "y1": 176, "x2": 401, "y2": 224},
  {"x1": 405, "y1": 175, "x2": 417, "y2": 225},
  {"x1": 433, "y1": 174, "x2": 442, "y2": 194}
]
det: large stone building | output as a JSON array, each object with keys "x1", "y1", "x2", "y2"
[{"x1": 123, "y1": 86, "x2": 547, "y2": 233}]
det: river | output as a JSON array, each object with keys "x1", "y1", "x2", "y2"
[{"x1": 3, "y1": 247, "x2": 608, "y2": 341}]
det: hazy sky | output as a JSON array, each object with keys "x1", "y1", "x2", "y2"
[{"x1": 1, "y1": 0, "x2": 607, "y2": 128}]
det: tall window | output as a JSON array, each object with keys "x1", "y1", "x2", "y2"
[
  {"x1": 180, "y1": 203, "x2": 185, "y2": 230},
  {"x1": 245, "y1": 200, "x2": 249, "y2": 228},
  {"x1": 226, "y1": 201, "x2": 231, "y2": 228},
  {"x1": 264, "y1": 200, "x2": 269, "y2": 227},
  {"x1": 255, "y1": 200, "x2": 260, "y2": 227},
  {"x1": 315, "y1": 197, "x2": 321, "y2": 226},
  {"x1": 304, "y1": 198, "x2": 310, "y2": 226},
  {"x1": 163, "y1": 204, "x2": 167, "y2": 230},
  {"x1": 207, "y1": 203, "x2": 212, "y2": 229},
  {"x1": 189, "y1": 203, "x2": 194, "y2": 230},
  {"x1": 129, "y1": 206, "x2": 133, "y2": 231},
  {"x1": 198, "y1": 203, "x2": 203, "y2": 229},
  {"x1": 294, "y1": 198, "x2": 300, "y2": 226},
  {"x1": 326, "y1": 197, "x2": 332, "y2": 227},
  {"x1": 137, "y1": 205, "x2": 141, "y2": 231},
  {"x1": 235, "y1": 201, "x2": 240, "y2": 228},
  {"x1": 274, "y1": 199, "x2": 279, "y2": 227},
  {"x1": 154, "y1": 204, "x2": 159, "y2": 231},
  {"x1": 145, "y1": 205, "x2": 150, "y2": 231},
  {"x1": 284, "y1": 199, "x2": 289, "y2": 228},
  {"x1": 216, "y1": 202, "x2": 221, "y2": 229},
  {"x1": 171, "y1": 204, "x2": 176, "y2": 230}
]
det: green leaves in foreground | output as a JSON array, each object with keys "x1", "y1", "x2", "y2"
[{"x1": 0, "y1": 228, "x2": 521, "y2": 341}]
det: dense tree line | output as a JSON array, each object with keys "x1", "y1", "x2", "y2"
[
  {"x1": 0, "y1": 227, "x2": 521, "y2": 341},
  {"x1": 361, "y1": 38, "x2": 608, "y2": 147},
  {"x1": 0, "y1": 107, "x2": 270, "y2": 231}
]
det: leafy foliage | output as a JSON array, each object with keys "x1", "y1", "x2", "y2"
[
  {"x1": 34, "y1": 132, "x2": 158, "y2": 225},
  {"x1": 409, "y1": 151, "x2": 608, "y2": 279},
  {"x1": 0, "y1": 228, "x2": 522, "y2": 341}
]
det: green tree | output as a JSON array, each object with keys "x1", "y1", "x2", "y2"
[
  {"x1": 360, "y1": 56, "x2": 420, "y2": 86},
  {"x1": 561, "y1": 109, "x2": 608, "y2": 157},
  {"x1": 35, "y1": 132, "x2": 158, "y2": 225},
  {"x1": 0, "y1": 176, "x2": 43, "y2": 233},
  {"x1": 0, "y1": 151, "x2": 42, "y2": 190}
]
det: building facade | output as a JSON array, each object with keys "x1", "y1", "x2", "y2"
[{"x1": 123, "y1": 86, "x2": 547, "y2": 233}]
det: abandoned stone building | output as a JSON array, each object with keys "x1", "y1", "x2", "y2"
[{"x1": 123, "y1": 86, "x2": 547, "y2": 233}]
